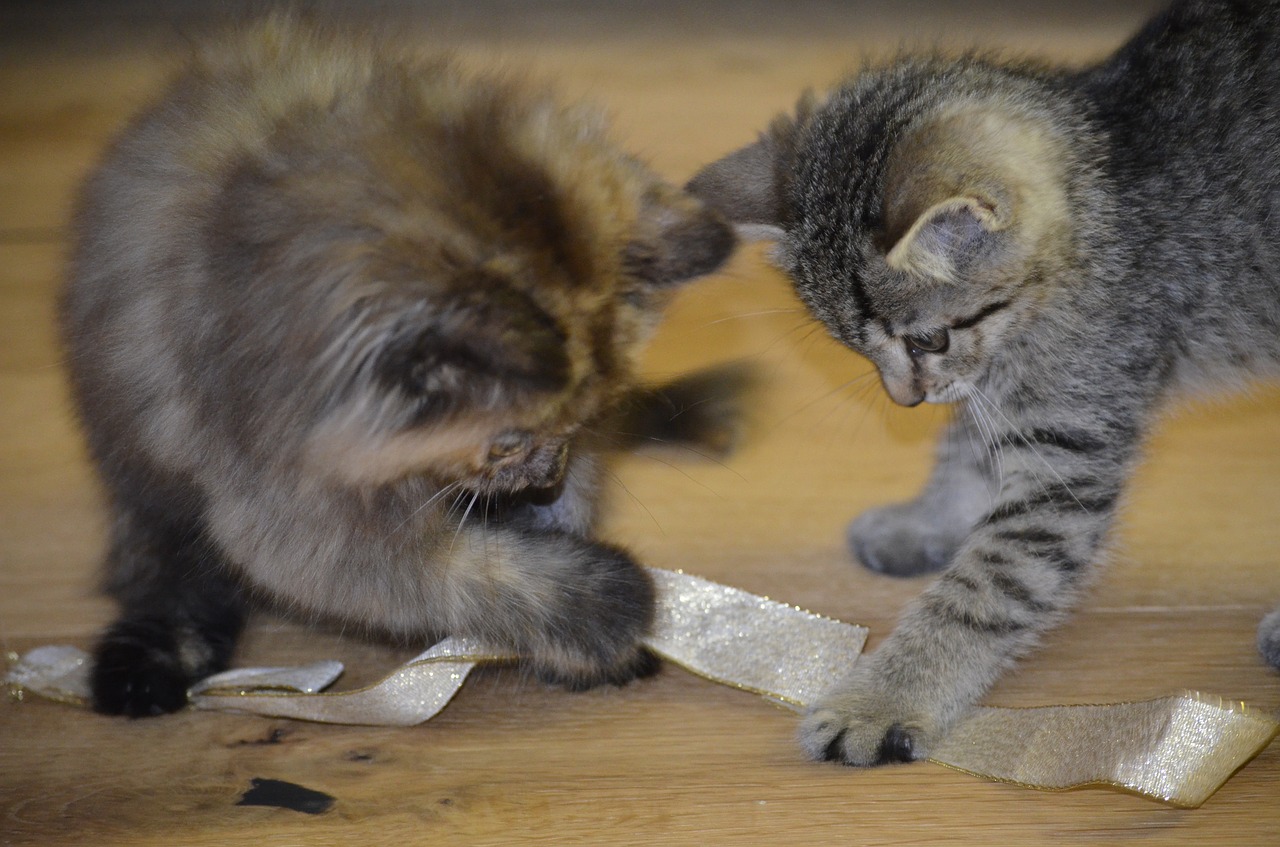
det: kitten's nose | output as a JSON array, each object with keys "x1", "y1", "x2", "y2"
[
  {"x1": 528, "y1": 440, "x2": 571, "y2": 489},
  {"x1": 882, "y1": 375, "x2": 924, "y2": 407}
]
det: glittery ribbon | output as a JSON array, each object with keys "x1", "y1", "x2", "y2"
[
  {"x1": 928, "y1": 695, "x2": 1278, "y2": 807},
  {"x1": 5, "y1": 568, "x2": 1275, "y2": 807}
]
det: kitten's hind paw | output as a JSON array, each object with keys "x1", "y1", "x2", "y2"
[{"x1": 90, "y1": 621, "x2": 191, "y2": 717}]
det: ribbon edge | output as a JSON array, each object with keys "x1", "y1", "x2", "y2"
[{"x1": 192, "y1": 650, "x2": 517, "y2": 702}]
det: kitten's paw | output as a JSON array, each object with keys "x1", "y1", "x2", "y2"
[
  {"x1": 1258, "y1": 607, "x2": 1280, "y2": 669},
  {"x1": 90, "y1": 621, "x2": 190, "y2": 717},
  {"x1": 847, "y1": 503, "x2": 963, "y2": 576},
  {"x1": 798, "y1": 671, "x2": 940, "y2": 766},
  {"x1": 530, "y1": 543, "x2": 660, "y2": 691},
  {"x1": 630, "y1": 363, "x2": 757, "y2": 459},
  {"x1": 538, "y1": 645, "x2": 662, "y2": 691}
]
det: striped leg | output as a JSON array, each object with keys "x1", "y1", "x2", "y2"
[{"x1": 802, "y1": 405, "x2": 1132, "y2": 765}]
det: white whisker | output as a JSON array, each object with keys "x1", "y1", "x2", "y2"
[
  {"x1": 961, "y1": 387, "x2": 1004, "y2": 493},
  {"x1": 602, "y1": 467, "x2": 664, "y2": 535},
  {"x1": 968, "y1": 385, "x2": 1085, "y2": 511},
  {"x1": 392, "y1": 480, "x2": 463, "y2": 535},
  {"x1": 778, "y1": 368, "x2": 879, "y2": 429},
  {"x1": 701, "y1": 307, "x2": 803, "y2": 327},
  {"x1": 450, "y1": 490, "x2": 481, "y2": 551}
]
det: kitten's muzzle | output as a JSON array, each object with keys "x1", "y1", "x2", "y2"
[
  {"x1": 513, "y1": 439, "x2": 571, "y2": 490},
  {"x1": 881, "y1": 374, "x2": 925, "y2": 407},
  {"x1": 481, "y1": 432, "x2": 572, "y2": 493}
]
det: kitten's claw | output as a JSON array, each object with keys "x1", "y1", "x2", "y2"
[
  {"x1": 91, "y1": 633, "x2": 190, "y2": 717},
  {"x1": 878, "y1": 724, "x2": 918, "y2": 763},
  {"x1": 798, "y1": 668, "x2": 939, "y2": 767}
]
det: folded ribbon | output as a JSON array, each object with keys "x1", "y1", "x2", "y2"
[{"x1": 6, "y1": 567, "x2": 1275, "y2": 807}]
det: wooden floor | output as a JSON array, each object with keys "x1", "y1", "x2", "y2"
[{"x1": 3, "y1": 1, "x2": 1278, "y2": 844}]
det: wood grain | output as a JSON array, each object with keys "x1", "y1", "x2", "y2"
[{"x1": 2, "y1": 2, "x2": 1277, "y2": 844}]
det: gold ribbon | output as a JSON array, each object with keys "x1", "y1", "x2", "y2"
[{"x1": 6, "y1": 568, "x2": 1275, "y2": 807}]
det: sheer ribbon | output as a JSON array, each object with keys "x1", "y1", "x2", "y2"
[{"x1": 7, "y1": 568, "x2": 1275, "y2": 807}]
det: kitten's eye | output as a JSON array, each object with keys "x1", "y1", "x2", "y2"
[
  {"x1": 488, "y1": 430, "x2": 532, "y2": 461},
  {"x1": 904, "y1": 328, "x2": 950, "y2": 356}
]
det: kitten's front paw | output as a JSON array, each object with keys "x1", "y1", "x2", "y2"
[
  {"x1": 631, "y1": 363, "x2": 757, "y2": 459},
  {"x1": 537, "y1": 645, "x2": 662, "y2": 692},
  {"x1": 530, "y1": 543, "x2": 660, "y2": 691},
  {"x1": 847, "y1": 503, "x2": 963, "y2": 576},
  {"x1": 797, "y1": 666, "x2": 940, "y2": 766},
  {"x1": 90, "y1": 621, "x2": 190, "y2": 717}
]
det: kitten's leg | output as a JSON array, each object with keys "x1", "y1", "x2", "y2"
[
  {"x1": 1259, "y1": 606, "x2": 1280, "y2": 669},
  {"x1": 427, "y1": 525, "x2": 658, "y2": 689},
  {"x1": 848, "y1": 410, "x2": 995, "y2": 575},
  {"x1": 611, "y1": 363, "x2": 755, "y2": 459},
  {"x1": 91, "y1": 505, "x2": 247, "y2": 717},
  {"x1": 801, "y1": 410, "x2": 1130, "y2": 765}
]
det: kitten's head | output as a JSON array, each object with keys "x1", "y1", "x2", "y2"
[
  {"x1": 305, "y1": 209, "x2": 730, "y2": 494},
  {"x1": 689, "y1": 59, "x2": 1097, "y2": 406},
  {"x1": 223, "y1": 65, "x2": 736, "y2": 492}
]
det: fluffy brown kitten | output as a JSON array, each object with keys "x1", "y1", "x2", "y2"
[{"x1": 61, "y1": 18, "x2": 737, "y2": 717}]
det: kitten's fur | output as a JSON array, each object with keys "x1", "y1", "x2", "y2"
[
  {"x1": 690, "y1": 0, "x2": 1280, "y2": 765},
  {"x1": 62, "y1": 18, "x2": 738, "y2": 717}
]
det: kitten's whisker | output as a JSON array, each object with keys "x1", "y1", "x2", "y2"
[
  {"x1": 630, "y1": 452, "x2": 726, "y2": 499},
  {"x1": 846, "y1": 375, "x2": 889, "y2": 444},
  {"x1": 778, "y1": 368, "x2": 879, "y2": 428},
  {"x1": 443, "y1": 488, "x2": 470, "y2": 520},
  {"x1": 963, "y1": 389, "x2": 1005, "y2": 493},
  {"x1": 602, "y1": 467, "x2": 664, "y2": 535},
  {"x1": 701, "y1": 307, "x2": 803, "y2": 327},
  {"x1": 957, "y1": 400, "x2": 1001, "y2": 502},
  {"x1": 962, "y1": 388, "x2": 1003, "y2": 473},
  {"x1": 969, "y1": 385, "x2": 1086, "y2": 511},
  {"x1": 606, "y1": 431, "x2": 747, "y2": 481},
  {"x1": 450, "y1": 491, "x2": 481, "y2": 552},
  {"x1": 760, "y1": 320, "x2": 825, "y2": 357},
  {"x1": 817, "y1": 372, "x2": 882, "y2": 451},
  {"x1": 392, "y1": 480, "x2": 462, "y2": 536},
  {"x1": 815, "y1": 369, "x2": 880, "y2": 431}
]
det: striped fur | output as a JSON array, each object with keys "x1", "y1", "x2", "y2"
[{"x1": 690, "y1": 0, "x2": 1280, "y2": 765}]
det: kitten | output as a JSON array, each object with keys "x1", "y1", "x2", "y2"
[
  {"x1": 61, "y1": 17, "x2": 738, "y2": 718},
  {"x1": 690, "y1": 0, "x2": 1280, "y2": 765}
]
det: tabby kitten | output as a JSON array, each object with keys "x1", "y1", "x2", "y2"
[
  {"x1": 690, "y1": 0, "x2": 1280, "y2": 765},
  {"x1": 62, "y1": 18, "x2": 737, "y2": 717}
]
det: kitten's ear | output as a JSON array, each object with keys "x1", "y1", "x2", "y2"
[
  {"x1": 884, "y1": 195, "x2": 1008, "y2": 283},
  {"x1": 685, "y1": 94, "x2": 814, "y2": 240},
  {"x1": 685, "y1": 137, "x2": 784, "y2": 240},
  {"x1": 381, "y1": 273, "x2": 570, "y2": 404},
  {"x1": 881, "y1": 102, "x2": 1069, "y2": 284},
  {"x1": 623, "y1": 187, "x2": 737, "y2": 286}
]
